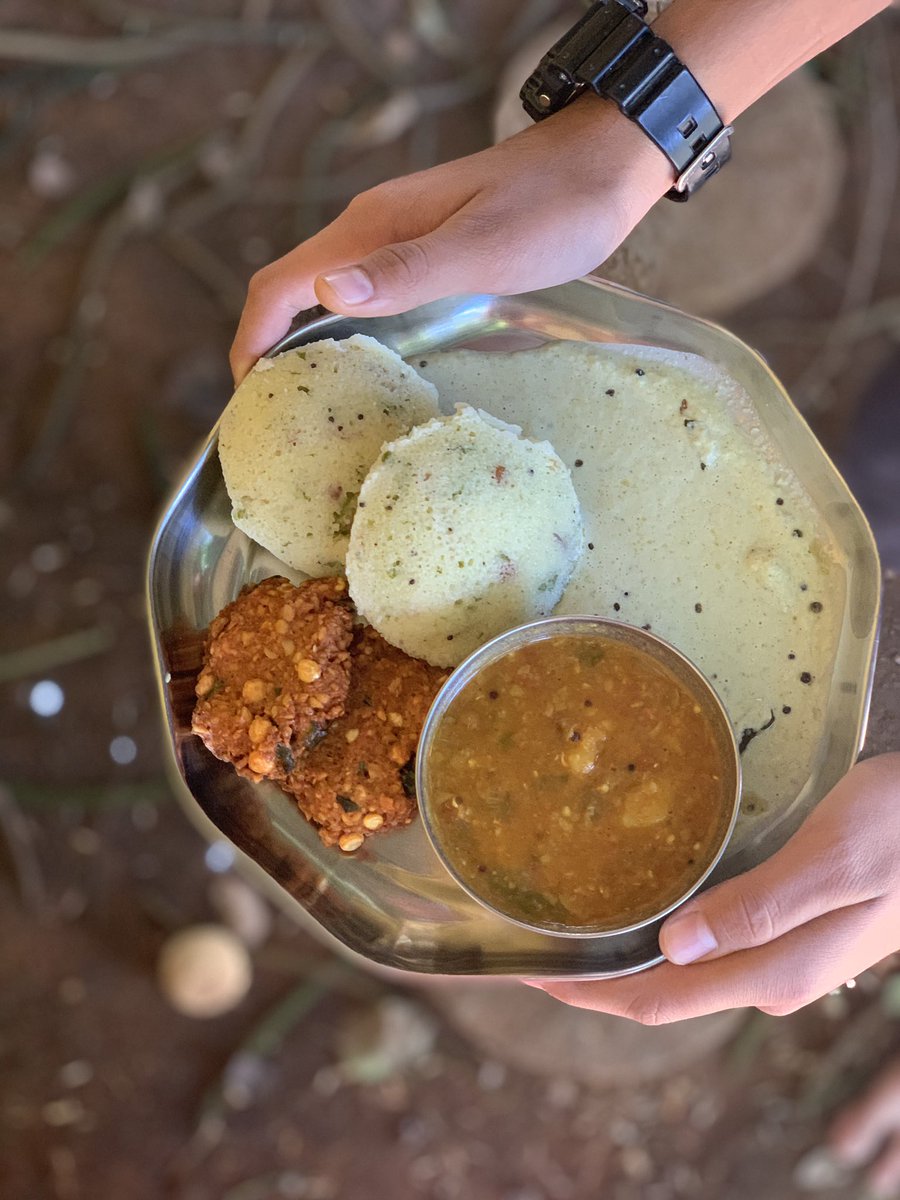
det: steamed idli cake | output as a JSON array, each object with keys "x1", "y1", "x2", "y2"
[
  {"x1": 346, "y1": 405, "x2": 584, "y2": 667},
  {"x1": 218, "y1": 335, "x2": 439, "y2": 575}
]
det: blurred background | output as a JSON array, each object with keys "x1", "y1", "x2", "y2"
[{"x1": 2, "y1": 2, "x2": 900, "y2": 1198}]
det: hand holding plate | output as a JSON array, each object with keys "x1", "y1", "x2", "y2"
[
  {"x1": 531, "y1": 753, "x2": 900, "y2": 1021},
  {"x1": 228, "y1": 95, "x2": 671, "y2": 384}
]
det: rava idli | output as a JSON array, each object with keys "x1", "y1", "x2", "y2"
[
  {"x1": 346, "y1": 405, "x2": 584, "y2": 667},
  {"x1": 219, "y1": 335, "x2": 439, "y2": 575}
]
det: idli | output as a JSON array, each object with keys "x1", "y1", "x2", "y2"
[
  {"x1": 219, "y1": 335, "x2": 439, "y2": 575},
  {"x1": 346, "y1": 405, "x2": 584, "y2": 667}
]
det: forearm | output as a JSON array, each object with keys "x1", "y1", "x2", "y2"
[{"x1": 655, "y1": 0, "x2": 893, "y2": 124}]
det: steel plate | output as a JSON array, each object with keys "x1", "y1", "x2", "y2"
[{"x1": 147, "y1": 278, "x2": 880, "y2": 979}]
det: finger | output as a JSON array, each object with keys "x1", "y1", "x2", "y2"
[
  {"x1": 829, "y1": 1059, "x2": 900, "y2": 1166},
  {"x1": 313, "y1": 201, "x2": 608, "y2": 320},
  {"x1": 228, "y1": 224, "x2": 352, "y2": 384},
  {"x1": 228, "y1": 203, "x2": 417, "y2": 383},
  {"x1": 659, "y1": 767, "x2": 895, "y2": 966},
  {"x1": 537, "y1": 899, "x2": 883, "y2": 1024},
  {"x1": 871, "y1": 1132, "x2": 900, "y2": 1198},
  {"x1": 314, "y1": 217, "x2": 500, "y2": 318},
  {"x1": 229, "y1": 167, "x2": 470, "y2": 382}
]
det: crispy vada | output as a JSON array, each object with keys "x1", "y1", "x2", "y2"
[
  {"x1": 192, "y1": 576, "x2": 353, "y2": 782},
  {"x1": 287, "y1": 626, "x2": 448, "y2": 850}
]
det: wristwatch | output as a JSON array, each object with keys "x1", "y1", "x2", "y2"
[{"x1": 520, "y1": 0, "x2": 733, "y2": 201}]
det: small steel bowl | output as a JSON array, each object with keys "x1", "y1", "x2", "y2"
[{"x1": 416, "y1": 615, "x2": 741, "y2": 939}]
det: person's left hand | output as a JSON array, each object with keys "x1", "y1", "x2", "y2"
[
  {"x1": 528, "y1": 753, "x2": 900, "y2": 1023},
  {"x1": 228, "y1": 94, "x2": 672, "y2": 383}
]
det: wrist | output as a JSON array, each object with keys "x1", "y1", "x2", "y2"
[
  {"x1": 519, "y1": 4, "x2": 734, "y2": 208},
  {"x1": 544, "y1": 91, "x2": 677, "y2": 222}
]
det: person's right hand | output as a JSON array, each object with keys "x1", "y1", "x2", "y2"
[
  {"x1": 528, "y1": 753, "x2": 900, "y2": 1022},
  {"x1": 229, "y1": 94, "x2": 673, "y2": 383}
]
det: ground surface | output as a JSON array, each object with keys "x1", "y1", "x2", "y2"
[{"x1": 2, "y1": 3, "x2": 900, "y2": 1199}]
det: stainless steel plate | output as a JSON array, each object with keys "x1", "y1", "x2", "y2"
[{"x1": 147, "y1": 278, "x2": 881, "y2": 979}]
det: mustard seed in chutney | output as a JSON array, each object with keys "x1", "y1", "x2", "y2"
[{"x1": 426, "y1": 632, "x2": 736, "y2": 932}]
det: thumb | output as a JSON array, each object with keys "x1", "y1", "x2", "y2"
[
  {"x1": 659, "y1": 758, "x2": 900, "y2": 967},
  {"x1": 313, "y1": 226, "x2": 494, "y2": 317},
  {"x1": 658, "y1": 824, "x2": 863, "y2": 968}
]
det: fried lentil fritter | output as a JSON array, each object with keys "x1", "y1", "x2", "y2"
[
  {"x1": 287, "y1": 626, "x2": 448, "y2": 850},
  {"x1": 192, "y1": 576, "x2": 353, "y2": 782}
]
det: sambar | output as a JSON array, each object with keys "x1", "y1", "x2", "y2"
[{"x1": 418, "y1": 617, "x2": 740, "y2": 936}]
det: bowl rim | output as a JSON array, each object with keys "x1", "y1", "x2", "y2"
[{"x1": 415, "y1": 613, "x2": 742, "y2": 939}]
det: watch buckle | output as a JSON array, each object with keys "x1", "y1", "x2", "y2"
[{"x1": 667, "y1": 125, "x2": 734, "y2": 201}]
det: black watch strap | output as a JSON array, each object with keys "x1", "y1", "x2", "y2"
[{"x1": 520, "y1": 0, "x2": 733, "y2": 200}]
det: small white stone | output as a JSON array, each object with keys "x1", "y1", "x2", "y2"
[
  {"x1": 337, "y1": 997, "x2": 438, "y2": 1084},
  {"x1": 205, "y1": 840, "x2": 235, "y2": 873},
  {"x1": 42, "y1": 1097, "x2": 85, "y2": 1127},
  {"x1": 476, "y1": 1060, "x2": 507, "y2": 1091},
  {"x1": 58, "y1": 1060, "x2": 93, "y2": 1089},
  {"x1": 157, "y1": 925, "x2": 252, "y2": 1018},
  {"x1": 793, "y1": 1147, "x2": 854, "y2": 1191},
  {"x1": 88, "y1": 72, "x2": 118, "y2": 101},
  {"x1": 31, "y1": 542, "x2": 66, "y2": 573},
  {"x1": 69, "y1": 827, "x2": 100, "y2": 856},
  {"x1": 620, "y1": 1145, "x2": 654, "y2": 1182},
  {"x1": 208, "y1": 874, "x2": 272, "y2": 948},
  {"x1": 125, "y1": 178, "x2": 164, "y2": 230},
  {"x1": 29, "y1": 680, "x2": 64, "y2": 717},
  {"x1": 109, "y1": 735, "x2": 137, "y2": 765},
  {"x1": 28, "y1": 149, "x2": 75, "y2": 199},
  {"x1": 199, "y1": 136, "x2": 238, "y2": 182}
]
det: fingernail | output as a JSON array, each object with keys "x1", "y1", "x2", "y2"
[
  {"x1": 662, "y1": 911, "x2": 718, "y2": 964},
  {"x1": 318, "y1": 266, "x2": 374, "y2": 305}
]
